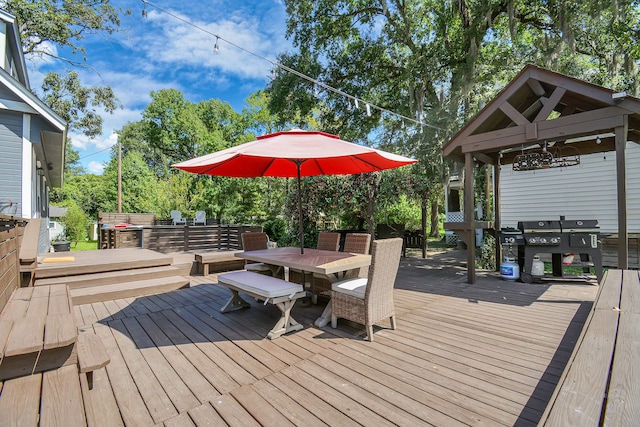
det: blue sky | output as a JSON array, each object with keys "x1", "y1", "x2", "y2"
[{"x1": 27, "y1": 0, "x2": 291, "y2": 174}]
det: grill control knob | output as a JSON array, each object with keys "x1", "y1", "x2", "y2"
[
  {"x1": 529, "y1": 237, "x2": 536, "y2": 244},
  {"x1": 550, "y1": 237, "x2": 559, "y2": 244},
  {"x1": 540, "y1": 237, "x2": 547, "y2": 244}
]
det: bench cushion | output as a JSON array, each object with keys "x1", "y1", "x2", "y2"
[
  {"x1": 219, "y1": 271, "x2": 303, "y2": 298},
  {"x1": 332, "y1": 278, "x2": 368, "y2": 299}
]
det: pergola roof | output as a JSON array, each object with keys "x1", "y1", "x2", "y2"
[{"x1": 443, "y1": 64, "x2": 640, "y2": 165}]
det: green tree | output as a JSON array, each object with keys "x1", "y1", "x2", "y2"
[
  {"x1": 269, "y1": 0, "x2": 640, "y2": 234},
  {"x1": 59, "y1": 200, "x2": 89, "y2": 246},
  {"x1": 3, "y1": 0, "x2": 125, "y2": 137}
]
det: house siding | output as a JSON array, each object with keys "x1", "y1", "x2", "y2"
[
  {"x1": 0, "y1": 110, "x2": 23, "y2": 216},
  {"x1": 500, "y1": 142, "x2": 640, "y2": 233}
]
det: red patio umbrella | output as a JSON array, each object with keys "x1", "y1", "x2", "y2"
[{"x1": 172, "y1": 129, "x2": 417, "y2": 253}]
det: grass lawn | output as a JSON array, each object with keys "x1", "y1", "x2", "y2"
[{"x1": 70, "y1": 240, "x2": 99, "y2": 251}]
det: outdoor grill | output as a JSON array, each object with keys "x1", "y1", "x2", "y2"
[{"x1": 516, "y1": 218, "x2": 602, "y2": 283}]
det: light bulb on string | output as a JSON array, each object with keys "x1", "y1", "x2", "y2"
[
  {"x1": 214, "y1": 37, "x2": 219, "y2": 53},
  {"x1": 365, "y1": 103, "x2": 371, "y2": 117},
  {"x1": 354, "y1": 98, "x2": 359, "y2": 109}
]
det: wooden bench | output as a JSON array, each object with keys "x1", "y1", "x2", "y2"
[
  {"x1": 217, "y1": 271, "x2": 307, "y2": 339},
  {"x1": 0, "y1": 284, "x2": 110, "y2": 425},
  {"x1": 538, "y1": 269, "x2": 640, "y2": 426},
  {"x1": 195, "y1": 250, "x2": 244, "y2": 276},
  {"x1": 18, "y1": 218, "x2": 41, "y2": 287},
  {"x1": 77, "y1": 329, "x2": 110, "y2": 389},
  {"x1": 0, "y1": 284, "x2": 77, "y2": 380}
]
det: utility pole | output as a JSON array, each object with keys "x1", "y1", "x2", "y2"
[{"x1": 117, "y1": 139, "x2": 122, "y2": 213}]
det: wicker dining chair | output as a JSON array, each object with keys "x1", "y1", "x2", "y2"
[
  {"x1": 289, "y1": 231, "x2": 341, "y2": 285},
  {"x1": 240, "y1": 232, "x2": 274, "y2": 277},
  {"x1": 310, "y1": 233, "x2": 371, "y2": 301},
  {"x1": 330, "y1": 237, "x2": 403, "y2": 341}
]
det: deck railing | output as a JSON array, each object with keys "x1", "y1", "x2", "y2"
[
  {"x1": 99, "y1": 224, "x2": 263, "y2": 253},
  {"x1": 0, "y1": 215, "x2": 27, "y2": 311}
]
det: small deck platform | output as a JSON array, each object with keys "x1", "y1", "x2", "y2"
[{"x1": 35, "y1": 248, "x2": 174, "y2": 279}]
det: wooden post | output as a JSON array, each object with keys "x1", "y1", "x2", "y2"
[
  {"x1": 465, "y1": 152, "x2": 476, "y2": 284},
  {"x1": 494, "y1": 162, "x2": 501, "y2": 271},
  {"x1": 615, "y1": 118, "x2": 629, "y2": 269}
]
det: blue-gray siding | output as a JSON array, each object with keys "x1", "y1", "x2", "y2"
[{"x1": 0, "y1": 110, "x2": 22, "y2": 216}]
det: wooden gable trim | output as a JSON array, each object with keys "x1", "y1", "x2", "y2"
[
  {"x1": 528, "y1": 67, "x2": 618, "y2": 106},
  {"x1": 533, "y1": 87, "x2": 566, "y2": 122},
  {"x1": 499, "y1": 101, "x2": 530, "y2": 126},
  {"x1": 459, "y1": 106, "x2": 630, "y2": 153},
  {"x1": 442, "y1": 67, "x2": 535, "y2": 155}
]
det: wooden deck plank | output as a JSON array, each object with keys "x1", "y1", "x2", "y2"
[
  {"x1": 4, "y1": 315, "x2": 45, "y2": 356},
  {"x1": 301, "y1": 353, "x2": 436, "y2": 426},
  {"x1": 0, "y1": 287, "x2": 32, "y2": 320},
  {"x1": 251, "y1": 378, "x2": 326, "y2": 427},
  {"x1": 108, "y1": 319, "x2": 179, "y2": 423},
  {"x1": 24, "y1": 285, "x2": 50, "y2": 317},
  {"x1": 79, "y1": 304, "x2": 100, "y2": 327},
  {"x1": 135, "y1": 314, "x2": 223, "y2": 402},
  {"x1": 40, "y1": 364, "x2": 87, "y2": 426},
  {"x1": 79, "y1": 357, "x2": 124, "y2": 427},
  {"x1": 0, "y1": 372, "x2": 42, "y2": 427},
  {"x1": 146, "y1": 311, "x2": 247, "y2": 394},
  {"x1": 603, "y1": 312, "x2": 640, "y2": 425},
  {"x1": 264, "y1": 371, "x2": 356, "y2": 426},
  {"x1": 163, "y1": 412, "x2": 196, "y2": 427},
  {"x1": 43, "y1": 313, "x2": 77, "y2": 349},
  {"x1": 279, "y1": 364, "x2": 395, "y2": 426},
  {"x1": 544, "y1": 309, "x2": 619, "y2": 426},
  {"x1": 230, "y1": 384, "x2": 296, "y2": 427},
  {"x1": 120, "y1": 316, "x2": 200, "y2": 413},
  {"x1": 190, "y1": 302, "x2": 301, "y2": 368},
  {"x1": 186, "y1": 402, "x2": 228, "y2": 426},
  {"x1": 160, "y1": 308, "x2": 272, "y2": 380},
  {"x1": 93, "y1": 322, "x2": 155, "y2": 426},
  {"x1": 318, "y1": 348, "x2": 504, "y2": 425},
  {"x1": 209, "y1": 393, "x2": 261, "y2": 427}
]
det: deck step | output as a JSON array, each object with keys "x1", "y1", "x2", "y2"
[
  {"x1": 35, "y1": 265, "x2": 183, "y2": 289},
  {"x1": 70, "y1": 276, "x2": 190, "y2": 305}
]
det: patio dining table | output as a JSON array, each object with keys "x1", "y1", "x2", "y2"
[{"x1": 234, "y1": 247, "x2": 372, "y2": 327}]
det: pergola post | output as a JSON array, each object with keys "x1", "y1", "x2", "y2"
[
  {"x1": 615, "y1": 117, "x2": 629, "y2": 269},
  {"x1": 464, "y1": 152, "x2": 476, "y2": 283}
]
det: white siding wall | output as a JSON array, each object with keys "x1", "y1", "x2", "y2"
[{"x1": 500, "y1": 142, "x2": 640, "y2": 233}]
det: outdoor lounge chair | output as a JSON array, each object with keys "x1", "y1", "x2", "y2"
[
  {"x1": 193, "y1": 210, "x2": 206, "y2": 226},
  {"x1": 289, "y1": 231, "x2": 340, "y2": 285},
  {"x1": 311, "y1": 232, "x2": 371, "y2": 301},
  {"x1": 241, "y1": 232, "x2": 276, "y2": 277},
  {"x1": 331, "y1": 237, "x2": 403, "y2": 341},
  {"x1": 171, "y1": 210, "x2": 187, "y2": 225}
]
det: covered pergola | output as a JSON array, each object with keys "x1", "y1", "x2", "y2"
[{"x1": 442, "y1": 64, "x2": 640, "y2": 284}]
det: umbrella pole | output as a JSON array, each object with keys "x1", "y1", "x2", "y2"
[{"x1": 296, "y1": 162, "x2": 304, "y2": 254}]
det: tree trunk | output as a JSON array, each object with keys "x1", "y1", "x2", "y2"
[{"x1": 429, "y1": 199, "x2": 440, "y2": 238}]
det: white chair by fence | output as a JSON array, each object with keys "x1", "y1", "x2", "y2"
[
  {"x1": 171, "y1": 210, "x2": 187, "y2": 225},
  {"x1": 193, "y1": 210, "x2": 206, "y2": 226}
]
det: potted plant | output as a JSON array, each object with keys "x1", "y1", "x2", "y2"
[{"x1": 51, "y1": 236, "x2": 71, "y2": 252}]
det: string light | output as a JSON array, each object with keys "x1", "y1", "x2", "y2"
[
  {"x1": 214, "y1": 36, "x2": 219, "y2": 53},
  {"x1": 140, "y1": 0, "x2": 441, "y2": 130}
]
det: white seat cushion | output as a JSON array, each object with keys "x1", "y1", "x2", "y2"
[
  {"x1": 219, "y1": 271, "x2": 303, "y2": 298},
  {"x1": 331, "y1": 278, "x2": 367, "y2": 299},
  {"x1": 245, "y1": 262, "x2": 271, "y2": 272}
]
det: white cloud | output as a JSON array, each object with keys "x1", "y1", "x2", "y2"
[
  {"x1": 87, "y1": 160, "x2": 106, "y2": 175},
  {"x1": 134, "y1": 7, "x2": 290, "y2": 82}
]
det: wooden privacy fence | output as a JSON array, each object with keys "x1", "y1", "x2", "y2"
[
  {"x1": 97, "y1": 212, "x2": 262, "y2": 252},
  {"x1": 99, "y1": 224, "x2": 263, "y2": 253},
  {"x1": 0, "y1": 215, "x2": 27, "y2": 311}
]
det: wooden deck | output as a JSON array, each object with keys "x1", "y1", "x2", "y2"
[{"x1": 66, "y1": 249, "x2": 597, "y2": 426}]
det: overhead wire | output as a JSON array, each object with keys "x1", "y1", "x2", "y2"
[{"x1": 140, "y1": 0, "x2": 441, "y2": 130}]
